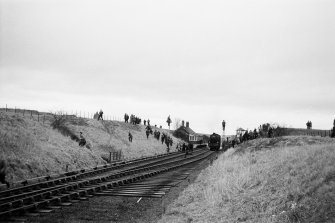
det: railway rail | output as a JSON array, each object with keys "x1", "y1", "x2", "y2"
[{"x1": 0, "y1": 148, "x2": 216, "y2": 221}]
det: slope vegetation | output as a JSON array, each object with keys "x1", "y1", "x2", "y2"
[
  {"x1": 159, "y1": 136, "x2": 335, "y2": 223},
  {"x1": 0, "y1": 111, "x2": 183, "y2": 183}
]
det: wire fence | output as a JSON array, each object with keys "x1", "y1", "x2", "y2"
[
  {"x1": 302, "y1": 129, "x2": 332, "y2": 137},
  {"x1": 0, "y1": 104, "x2": 123, "y2": 123}
]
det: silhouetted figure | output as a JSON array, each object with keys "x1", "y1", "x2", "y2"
[
  {"x1": 0, "y1": 160, "x2": 10, "y2": 188},
  {"x1": 306, "y1": 121, "x2": 312, "y2": 129},
  {"x1": 79, "y1": 132, "x2": 86, "y2": 146},
  {"x1": 124, "y1": 113, "x2": 129, "y2": 123},
  {"x1": 147, "y1": 119, "x2": 150, "y2": 126},
  {"x1": 98, "y1": 109, "x2": 103, "y2": 120},
  {"x1": 144, "y1": 120, "x2": 146, "y2": 126}
]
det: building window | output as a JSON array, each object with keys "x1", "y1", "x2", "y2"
[{"x1": 189, "y1": 135, "x2": 196, "y2": 141}]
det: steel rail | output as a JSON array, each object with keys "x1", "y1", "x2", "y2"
[{"x1": 0, "y1": 149, "x2": 214, "y2": 219}]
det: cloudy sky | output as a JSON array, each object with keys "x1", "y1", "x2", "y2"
[{"x1": 1, "y1": 0, "x2": 334, "y2": 135}]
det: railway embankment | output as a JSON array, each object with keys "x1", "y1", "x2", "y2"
[
  {"x1": 159, "y1": 136, "x2": 335, "y2": 223},
  {"x1": 0, "y1": 111, "x2": 183, "y2": 184}
]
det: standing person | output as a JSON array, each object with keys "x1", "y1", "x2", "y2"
[
  {"x1": 98, "y1": 109, "x2": 104, "y2": 120},
  {"x1": 184, "y1": 143, "x2": 193, "y2": 158},
  {"x1": 165, "y1": 137, "x2": 170, "y2": 151},
  {"x1": 161, "y1": 134, "x2": 165, "y2": 144},
  {"x1": 145, "y1": 125, "x2": 151, "y2": 139},
  {"x1": 124, "y1": 113, "x2": 129, "y2": 123},
  {"x1": 147, "y1": 119, "x2": 150, "y2": 126},
  {"x1": 182, "y1": 143, "x2": 186, "y2": 152},
  {"x1": 144, "y1": 120, "x2": 146, "y2": 126},
  {"x1": 79, "y1": 132, "x2": 86, "y2": 146},
  {"x1": 128, "y1": 132, "x2": 133, "y2": 142},
  {"x1": 0, "y1": 160, "x2": 9, "y2": 188}
]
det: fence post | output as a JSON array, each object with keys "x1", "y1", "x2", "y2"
[{"x1": 109, "y1": 152, "x2": 112, "y2": 163}]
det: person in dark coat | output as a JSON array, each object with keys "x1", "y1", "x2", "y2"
[
  {"x1": 182, "y1": 143, "x2": 186, "y2": 152},
  {"x1": 79, "y1": 132, "x2": 86, "y2": 146},
  {"x1": 98, "y1": 109, "x2": 104, "y2": 120},
  {"x1": 128, "y1": 132, "x2": 133, "y2": 142},
  {"x1": 0, "y1": 160, "x2": 10, "y2": 188},
  {"x1": 124, "y1": 113, "x2": 129, "y2": 123}
]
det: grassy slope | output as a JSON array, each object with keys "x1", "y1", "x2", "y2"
[
  {"x1": 0, "y1": 111, "x2": 183, "y2": 183},
  {"x1": 159, "y1": 136, "x2": 335, "y2": 223}
]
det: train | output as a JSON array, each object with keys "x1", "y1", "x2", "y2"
[{"x1": 208, "y1": 133, "x2": 221, "y2": 151}]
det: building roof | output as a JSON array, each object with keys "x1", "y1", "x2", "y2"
[
  {"x1": 236, "y1": 127, "x2": 246, "y2": 131},
  {"x1": 175, "y1": 126, "x2": 197, "y2": 136}
]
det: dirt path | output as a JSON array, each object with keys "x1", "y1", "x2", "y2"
[{"x1": 26, "y1": 155, "x2": 215, "y2": 223}]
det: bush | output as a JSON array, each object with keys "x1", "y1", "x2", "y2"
[{"x1": 50, "y1": 112, "x2": 79, "y2": 142}]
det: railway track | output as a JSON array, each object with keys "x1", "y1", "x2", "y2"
[{"x1": 0, "y1": 148, "x2": 215, "y2": 221}]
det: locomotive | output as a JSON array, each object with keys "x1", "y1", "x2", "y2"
[{"x1": 208, "y1": 133, "x2": 221, "y2": 151}]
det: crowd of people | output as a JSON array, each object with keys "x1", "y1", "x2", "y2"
[
  {"x1": 124, "y1": 113, "x2": 142, "y2": 125},
  {"x1": 176, "y1": 142, "x2": 193, "y2": 157}
]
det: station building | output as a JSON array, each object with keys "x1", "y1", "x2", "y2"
[{"x1": 174, "y1": 121, "x2": 208, "y2": 144}]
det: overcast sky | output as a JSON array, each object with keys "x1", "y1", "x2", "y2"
[{"x1": 1, "y1": 0, "x2": 334, "y2": 135}]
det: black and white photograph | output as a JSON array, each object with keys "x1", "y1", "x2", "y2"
[{"x1": 0, "y1": 0, "x2": 334, "y2": 222}]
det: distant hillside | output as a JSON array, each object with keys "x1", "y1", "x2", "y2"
[
  {"x1": 159, "y1": 136, "x2": 335, "y2": 223},
  {"x1": 0, "y1": 111, "x2": 185, "y2": 183}
]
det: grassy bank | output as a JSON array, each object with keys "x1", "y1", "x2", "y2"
[
  {"x1": 0, "y1": 111, "x2": 183, "y2": 183},
  {"x1": 159, "y1": 136, "x2": 335, "y2": 223}
]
